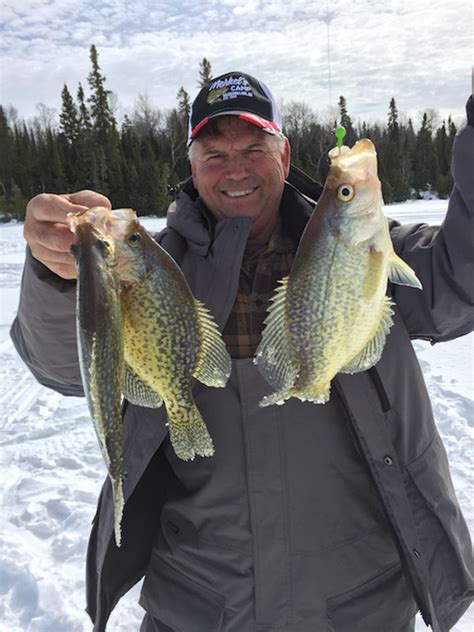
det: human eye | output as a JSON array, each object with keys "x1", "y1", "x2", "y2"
[
  {"x1": 204, "y1": 152, "x2": 225, "y2": 165},
  {"x1": 245, "y1": 146, "x2": 266, "y2": 159}
]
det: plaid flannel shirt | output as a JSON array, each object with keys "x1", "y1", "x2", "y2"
[{"x1": 222, "y1": 219, "x2": 296, "y2": 358}]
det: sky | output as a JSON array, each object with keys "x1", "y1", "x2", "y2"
[{"x1": 0, "y1": 0, "x2": 472, "y2": 128}]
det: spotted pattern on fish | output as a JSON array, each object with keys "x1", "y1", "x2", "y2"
[
  {"x1": 116, "y1": 222, "x2": 231, "y2": 461},
  {"x1": 256, "y1": 139, "x2": 421, "y2": 406},
  {"x1": 69, "y1": 218, "x2": 125, "y2": 546}
]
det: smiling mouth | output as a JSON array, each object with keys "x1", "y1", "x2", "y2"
[{"x1": 221, "y1": 187, "x2": 257, "y2": 198}]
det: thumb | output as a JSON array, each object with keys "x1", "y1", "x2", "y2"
[{"x1": 63, "y1": 190, "x2": 112, "y2": 210}]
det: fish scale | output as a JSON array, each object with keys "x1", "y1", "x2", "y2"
[
  {"x1": 256, "y1": 139, "x2": 422, "y2": 406},
  {"x1": 69, "y1": 219, "x2": 125, "y2": 546},
  {"x1": 68, "y1": 208, "x2": 231, "y2": 545},
  {"x1": 103, "y1": 210, "x2": 232, "y2": 462},
  {"x1": 293, "y1": 239, "x2": 385, "y2": 394}
]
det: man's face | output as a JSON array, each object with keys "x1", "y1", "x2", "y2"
[{"x1": 191, "y1": 117, "x2": 290, "y2": 241}]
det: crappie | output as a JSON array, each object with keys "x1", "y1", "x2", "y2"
[
  {"x1": 107, "y1": 209, "x2": 231, "y2": 461},
  {"x1": 255, "y1": 139, "x2": 422, "y2": 406},
  {"x1": 68, "y1": 214, "x2": 124, "y2": 546}
]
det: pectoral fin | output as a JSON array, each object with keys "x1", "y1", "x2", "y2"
[
  {"x1": 388, "y1": 252, "x2": 422, "y2": 289},
  {"x1": 340, "y1": 297, "x2": 394, "y2": 374},
  {"x1": 122, "y1": 363, "x2": 163, "y2": 408}
]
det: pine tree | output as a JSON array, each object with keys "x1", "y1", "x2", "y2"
[
  {"x1": 87, "y1": 44, "x2": 117, "y2": 144},
  {"x1": 177, "y1": 86, "x2": 191, "y2": 118},
  {"x1": 74, "y1": 83, "x2": 95, "y2": 189},
  {"x1": 46, "y1": 127, "x2": 66, "y2": 192},
  {"x1": 413, "y1": 113, "x2": 438, "y2": 194},
  {"x1": 337, "y1": 96, "x2": 356, "y2": 146},
  {"x1": 381, "y1": 98, "x2": 410, "y2": 202},
  {"x1": 198, "y1": 58, "x2": 213, "y2": 87},
  {"x1": 0, "y1": 106, "x2": 14, "y2": 204},
  {"x1": 387, "y1": 97, "x2": 399, "y2": 141},
  {"x1": 434, "y1": 121, "x2": 454, "y2": 198},
  {"x1": 447, "y1": 117, "x2": 457, "y2": 158},
  {"x1": 59, "y1": 84, "x2": 80, "y2": 144},
  {"x1": 77, "y1": 83, "x2": 92, "y2": 132}
]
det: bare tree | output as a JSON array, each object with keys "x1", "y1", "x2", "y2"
[
  {"x1": 5, "y1": 105, "x2": 20, "y2": 127},
  {"x1": 108, "y1": 91, "x2": 120, "y2": 117},
  {"x1": 34, "y1": 102, "x2": 58, "y2": 130},
  {"x1": 131, "y1": 94, "x2": 163, "y2": 138},
  {"x1": 424, "y1": 108, "x2": 441, "y2": 131}
]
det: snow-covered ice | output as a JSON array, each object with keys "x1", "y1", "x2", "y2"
[{"x1": 0, "y1": 201, "x2": 472, "y2": 631}]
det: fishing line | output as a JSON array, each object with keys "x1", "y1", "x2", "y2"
[{"x1": 326, "y1": 0, "x2": 332, "y2": 108}]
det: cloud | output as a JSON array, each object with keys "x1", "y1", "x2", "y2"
[{"x1": 0, "y1": 0, "x2": 470, "y2": 128}]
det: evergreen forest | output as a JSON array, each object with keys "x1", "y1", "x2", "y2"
[{"x1": 0, "y1": 46, "x2": 458, "y2": 221}]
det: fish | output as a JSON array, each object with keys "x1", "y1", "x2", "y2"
[
  {"x1": 255, "y1": 138, "x2": 422, "y2": 406},
  {"x1": 206, "y1": 86, "x2": 228, "y2": 104},
  {"x1": 70, "y1": 207, "x2": 231, "y2": 467},
  {"x1": 68, "y1": 213, "x2": 124, "y2": 546},
  {"x1": 105, "y1": 209, "x2": 232, "y2": 461}
]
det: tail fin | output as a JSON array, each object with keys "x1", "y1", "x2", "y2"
[{"x1": 167, "y1": 401, "x2": 214, "y2": 461}]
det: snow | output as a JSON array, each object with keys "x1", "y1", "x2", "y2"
[{"x1": 0, "y1": 201, "x2": 472, "y2": 631}]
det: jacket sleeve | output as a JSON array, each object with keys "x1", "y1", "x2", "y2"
[
  {"x1": 389, "y1": 96, "x2": 474, "y2": 342},
  {"x1": 10, "y1": 247, "x2": 84, "y2": 396}
]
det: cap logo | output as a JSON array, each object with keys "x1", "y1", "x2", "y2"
[{"x1": 206, "y1": 75, "x2": 254, "y2": 104}]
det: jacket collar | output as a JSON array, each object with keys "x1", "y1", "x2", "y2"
[{"x1": 166, "y1": 176, "x2": 315, "y2": 257}]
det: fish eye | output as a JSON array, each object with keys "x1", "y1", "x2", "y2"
[
  {"x1": 127, "y1": 232, "x2": 142, "y2": 247},
  {"x1": 337, "y1": 184, "x2": 355, "y2": 202}
]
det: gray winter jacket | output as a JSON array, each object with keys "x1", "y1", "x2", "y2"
[{"x1": 11, "y1": 104, "x2": 474, "y2": 632}]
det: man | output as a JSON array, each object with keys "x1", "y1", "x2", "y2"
[{"x1": 11, "y1": 71, "x2": 474, "y2": 632}]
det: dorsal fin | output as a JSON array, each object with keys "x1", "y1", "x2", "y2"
[{"x1": 255, "y1": 276, "x2": 299, "y2": 395}]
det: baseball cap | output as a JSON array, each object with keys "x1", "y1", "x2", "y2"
[{"x1": 187, "y1": 71, "x2": 283, "y2": 146}]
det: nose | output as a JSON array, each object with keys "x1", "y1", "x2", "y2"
[{"x1": 224, "y1": 152, "x2": 250, "y2": 180}]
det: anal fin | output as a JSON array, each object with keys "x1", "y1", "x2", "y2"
[
  {"x1": 340, "y1": 297, "x2": 394, "y2": 374},
  {"x1": 192, "y1": 300, "x2": 232, "y2": 388}
]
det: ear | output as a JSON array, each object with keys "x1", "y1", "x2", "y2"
[{"x1": 191, "y1": 160, "x2": 199, "y2": 189}]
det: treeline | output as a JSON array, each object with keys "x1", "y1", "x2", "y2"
[{"x1": 0, "y1": 46, "x2": 457, "y2": 221}]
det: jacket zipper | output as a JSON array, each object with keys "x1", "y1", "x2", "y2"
[{"x1": 333, "y1": 382, "x2": 432, "y2": 626}]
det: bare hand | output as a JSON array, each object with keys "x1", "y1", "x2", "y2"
[{"x1": 23, "y1": 190, "x2": 112, "y2": 279}]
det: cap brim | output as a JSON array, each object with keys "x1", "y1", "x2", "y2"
[{"x1": 188, "y1": 111, "x2": 280, "y2": 146}]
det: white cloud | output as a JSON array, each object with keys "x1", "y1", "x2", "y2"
[{"x1": 0, "y1": 0, "x2": 470, "y2": 126}]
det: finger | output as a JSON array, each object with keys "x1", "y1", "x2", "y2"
[
  {"x1": 27, "y1": 193, "x2": 89, "y2": 224},
  {"x1": 63, "y1": 190, "x2": 112, "y2": 210},
  {"x1": 25, "y1": 220, "x2": 75, "y2": 253},
  {"x1": 43, "y1": 261, "x2": 77, "y2": 280},
  {"x1": 29, "y1": 241, "x2": 76, "y2": 266}
]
